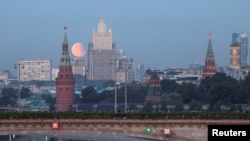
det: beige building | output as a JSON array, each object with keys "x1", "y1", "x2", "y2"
[
  {"x1": 230, "y1": 44, "x2": 241, "y2": 69},
  {"x1": 16, "y1": 59, "x2": 51, "y2": 81},
  {"x1": 71, "y1": 58, "x2": 87, "y2": 77},
  {"x1": 88, "y1": 13, "x2": 116, "y2": 81}
]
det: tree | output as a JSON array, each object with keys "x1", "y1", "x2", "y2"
[
  {"x1": 161, "y1": 92, "x2": 183, "y2": 110},
  {"x1": 236, "y1": 75, "x2": 250, "y2": 104},
  {"x1": 176, "y1": 82, "x2": 196, "y2": 103},
  {"x1": 20, "y1": 87, "x2": 32, "y2": 98},
  {"x1": 0, "y1": 88, "x2": 17, "y2": 106},
  {"x1": 81, "y1": 86, "x2": 100, "y2": 103},
  {"x1": 207, "y1": 82, "x2": 236, "y2": 110},
  {"x1": 161, "y1": 79, "x2": 178, "y2": 94}
]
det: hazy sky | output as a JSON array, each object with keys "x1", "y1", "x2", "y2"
[{"x1": 1, "y1": 0, "x2": 250, "y2": 75}]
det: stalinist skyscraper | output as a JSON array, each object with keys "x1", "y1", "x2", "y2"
[{"x1": 88, "y1": 13, "x2": 116, "y2": 81}]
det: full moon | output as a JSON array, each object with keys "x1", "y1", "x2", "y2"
[{"x1": 71, "y1": 42, "x2": 85, "y2": 58}]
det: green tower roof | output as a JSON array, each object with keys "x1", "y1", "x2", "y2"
[
  {"x1": 59, "y1": 27, "x2": 71, "y2": 66},
  {"x1": 206, "y1": 33, "x2": 214, "y2": 59}
]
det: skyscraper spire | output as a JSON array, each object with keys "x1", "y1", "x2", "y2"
[{"x1": 98, "y1": 11, "x2": 107, "y2": 33}]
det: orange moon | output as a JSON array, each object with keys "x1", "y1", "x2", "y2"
[{"x1": 71, "y1": 42, "x2": 85, "y2": 57}]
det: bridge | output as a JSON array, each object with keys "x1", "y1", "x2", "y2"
[{"x1": 1, "y1": 119, "x2": 250, "y2": 141}]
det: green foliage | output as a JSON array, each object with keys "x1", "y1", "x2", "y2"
[
  {"x1": 0, "y1": 111, "x2": 249, "y2": 120},
  {"x1": 0, "y1": 88, "x2": 17, "y2": 106},
  {"x1": 20, "y1": 87, "x2": 32, "y2": 98},
  {"x1": 161, "y1": 92, "x2": 183, "y2": 110},
  {"x1": 81, "y1": 86, "x2": 100, "y2": 103}
]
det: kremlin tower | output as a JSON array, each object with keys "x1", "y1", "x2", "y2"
[
  {"x1": 144, "y1": 70, "x2": 162, "y2": 105},
  {"x1": 55, "y1": 27, "x2": 75, "y2": 111},
  {"x1": 201, "y1": 32, "x2": 217, "y2": 80}
]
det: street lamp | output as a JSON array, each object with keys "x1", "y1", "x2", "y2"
[
  {"x1": 110, "y1": 60, "x2": 117, "y2": 113},
  {"x1": 14, "y1": 61, "x2": 24, "y2": 111},
  {"x1": 124, "y1": 62, "x2": 128, "y2": 113}
]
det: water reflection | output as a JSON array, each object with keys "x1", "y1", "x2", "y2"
[{"x1": 0, "y1": 133, "x2": 157, "y2": 141}]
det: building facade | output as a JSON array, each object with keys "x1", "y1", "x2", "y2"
[
  {"x1": 116, "y1": 50, "x2": 134, "y2": 83},
  {"x1": 201, "y1": 32, "x2": 217, "y2": 80},
  {"x1": 230, "y1": 33, "x2": 248, "y2": 68},
  {"x1": 51, "y1": 68, "x2": 59, "y2": 81},
  {"x1": 0, "y1": 70, "x2": 12, "y2": 85},
  {"x1": 16, "y1": 59, "x2": 51, "y2": 81},
  {"x1": 134, "y1": 62, "x2": 144, "y2": 82},
  {"x1": 88, "y1": 13, "x2": 116, "y2": 81},
  {"x1": 71, "y1": 58, "x2": 87, "y2": 77},
  {"x1": 230, "y1": 43, "x2": 241, "y2": 69},
  {"x1": 55, "y1": 27, "x2": 75, "y2": 111}
]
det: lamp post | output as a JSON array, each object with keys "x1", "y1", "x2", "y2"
[
  {"x1": 110, "y1": 60, "x2": 117, "y2": 113},
  {"x1": 125, "y1": 69, "x2": 127, "y2": 113},
  {"x1": 14, "y1": 61, "x2": 24, "y2": 111},
  {"x1": 114, "y1": 79, "x2": 118, "y2": 113},
  {"x1": 124, "y1": 62, "x2": 128, "y2": 113}
]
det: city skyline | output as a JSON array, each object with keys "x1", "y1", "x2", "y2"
[{"x1": 1, "y1": 0, "x2": 250, "y2": 75}]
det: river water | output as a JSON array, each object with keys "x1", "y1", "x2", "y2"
[{"x1": 0, "y1": 133, "x2": 158, "y2": 141}]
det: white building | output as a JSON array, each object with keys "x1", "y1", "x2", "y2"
[
  {"x1": 16, "y1": 59, "x2": 52, "y2": 81},
  {"x1": 52, "y1": 68, "x2": 59, "y2": 81}
]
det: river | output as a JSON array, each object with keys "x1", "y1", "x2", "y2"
[{"x1": 0, "y1": 133, "x2": 158, "y2": 141}]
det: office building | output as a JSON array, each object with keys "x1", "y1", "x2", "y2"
[
  {"x1": 230, "y1": 43, "x2": 241, "y2": 69},
  {"x1": 231, "y1": 32, "x2": 248, "y2": 68},
  {"x1": 134, "y1": 62, "x2": 144, "y2": 82},
  {"x1": 16, "y1": 59, "x2": 51, "y2": 81}
]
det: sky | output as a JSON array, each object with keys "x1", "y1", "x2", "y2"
[{"x1": 1, "y1": 0, "x2": 250, "y2": 75}]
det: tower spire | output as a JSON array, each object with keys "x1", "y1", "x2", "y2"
[
  {"x1": 201, "y1": 32, "x2": 217, "y2": 80},
  {"x1": 60, "y1": 27, "x2": 71, "y2": 66},
  {"x1": 206, "y1": 32, "x2": 214, "y2": 59},
  {"x1": 98, "y1": 11, "x2": 106, "y2": 33},
  {"x1": 63, "y1": 26, "x2": 68, "y2": 44},
  {"x1": 56, "y1": 26, "x2": 75, "y2": 112}
]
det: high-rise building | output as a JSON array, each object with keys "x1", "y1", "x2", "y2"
[
  {"x1": 230, "y1": 43, "x2": 241, "y2": 69},
  {"x1": 201, "y1": 32, "x2": 217, "y2": 80},
  {"x1": 116, "y1": 50, "x2": 134, "y2": 83},
  {"x1": 88, "y1": 13, "x2": 116, "y2": 81},
  {"x1": 16, "y1": 59, "x2": 51, "y2": 81},
  {"x1": 231, "y1": 32, "x2": 248, "y2": 68},
  {"x1": 134, "y1": 62, "x2": 144, "y2": 82},
  {"x1": 55, "y1": 27, "x2": 75, "y2": 111}
]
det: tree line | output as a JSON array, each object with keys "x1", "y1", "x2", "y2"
[{"x1": 1, "y1": 72, "x2": 250, "y2": 112}]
